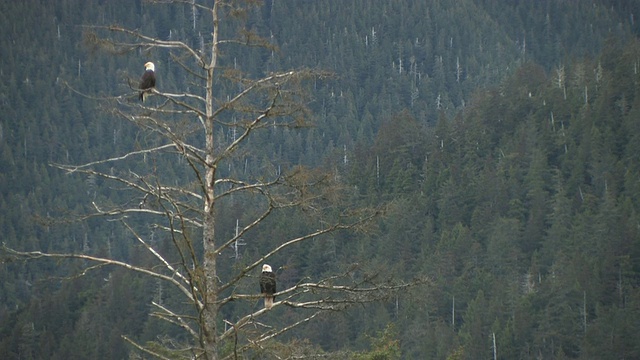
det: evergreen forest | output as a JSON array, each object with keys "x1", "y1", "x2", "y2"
[{"x1": 1, "y1": 0, "x2": 640, "y2": 358}]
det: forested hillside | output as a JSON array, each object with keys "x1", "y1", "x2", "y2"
[{"x1": 1, "y1": 0, "x2": 639, "y2": 359}]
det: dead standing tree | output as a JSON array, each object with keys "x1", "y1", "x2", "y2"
[{"x1": 3, "y1": 1, "x2": 424, "y2": 359}]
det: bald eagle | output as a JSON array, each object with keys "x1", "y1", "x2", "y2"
[
  {"x1": 260, "y1": 264, "x2": 276, "y2": 309},
  {"x1": 139, "y1": 62, "x2": 156, "y2": 102}
]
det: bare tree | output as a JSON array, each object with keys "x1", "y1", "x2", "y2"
[{"x1": 4, "y1": 1, "x2": 423, "y2": 359}]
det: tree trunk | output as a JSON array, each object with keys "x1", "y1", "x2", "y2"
[{"x1": 202, "y1": 2, "x2": 220, "y2": 358}]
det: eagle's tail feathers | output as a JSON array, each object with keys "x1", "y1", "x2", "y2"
[{"x1": 265, "y1": 296, "x2": 274, "y2": 309}]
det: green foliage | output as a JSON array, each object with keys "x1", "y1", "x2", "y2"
[
  {"x1": 1, "y1": 0, "x2": 640, "y2": 358},
  {"x1": 352, "y1": 324, "x2": 401, "y2": 360},
  {"x1": 446, "y1": 346, "x2": 465, "y2": 360}
]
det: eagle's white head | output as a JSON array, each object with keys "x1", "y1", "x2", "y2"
[
  {"x1": 144, "y1": 62, "x2": 155, "y2": 72},
  {"x1": 262, "y1": 264, "x2": 272, "y2": 272}
]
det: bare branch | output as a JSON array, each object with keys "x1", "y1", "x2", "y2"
[
  {"x1": 220, "y1": 311, "x2": 322, "y2": 360},
  {"x1": 122, "y1": 221, "x2": 194, "y2": 292},
  {"x1": 218, "y1": 207, "x2": 381, "y2": 296},
  {"x1": 122, "y1": 336, "x2": 174, "y2": 360},
  {"x1": 151, "y1": 301, "x2": 199, "y2": 340},
  {"x1": 219, "y1": 273, "x2": 425, "y2": 310},
  {"x1": 2, "y1": 245, "x2": 197, "y2": 303},
  {"x1": 218, "y1": 272, "x2": 415, "y2": 344},
  {"x1": 52, "y1": 144, "x2": 176, "y2": 172},
  {"x1": 255, "y1": 311, "x2": 321, "y2": 344},
  {"x1": 98, "y1": 25, "x2": 205, "y2": 66}
]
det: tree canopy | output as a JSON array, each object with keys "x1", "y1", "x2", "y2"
[{"x1": 1, "y1": 0, "x2": 640, "y2": 358}]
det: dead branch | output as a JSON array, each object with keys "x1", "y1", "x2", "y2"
[
  {"x1": 151, "y1": 301, "x2": 199, "y2": 340},
  {"x1": 2, "y1": 245, "x2": 196, "y2": 303}
]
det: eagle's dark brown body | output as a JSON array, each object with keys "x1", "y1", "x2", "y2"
[{"x1": 260, "y1": 265, "x2": 276, "y2": 309}]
